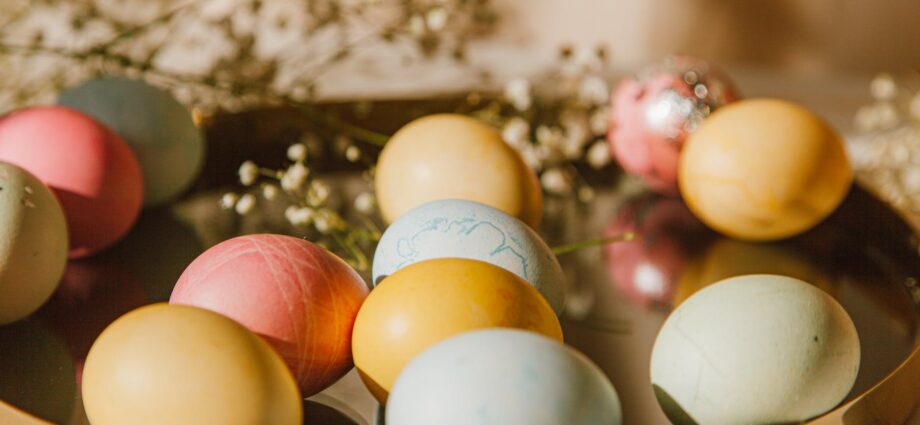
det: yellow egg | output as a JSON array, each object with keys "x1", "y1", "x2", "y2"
[
  {"x1": 679, "y1": 99, "x2": 852, "y2": 241},
  {"x1": 82, "y1": 304, "x2": 302, "y2": 425},
  {"x1": 352, "y1": 258, "x2": 562, "y2": 403},
  {"x1": 375, "y1": 114, "x2": 543, "y2": 228}
]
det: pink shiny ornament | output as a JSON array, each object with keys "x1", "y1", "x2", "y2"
[
  {"x1": 608, "y1": 55, "x2": 739, "y2": 193},
  {"x1": 603, "y1": 196, "x2": 712, "y2": 308},
  {"x1": 0, "y1": 107, "x2": 143, "y2": 257},
  {"x1": 170, "y1": 234, "x2": 370, "y2": 397}
]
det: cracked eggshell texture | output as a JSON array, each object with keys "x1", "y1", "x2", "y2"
[
  {"x1": 372, "y1": 199, "x2": 565, "y2": 314},
  {"x1": 0, "y1": 106, "x2": 143, "y2": 258},
  {"x1": 0, "y1": 162, "x2": 68, "y2": 325},
  {"x1": 678, "y1": 99, "x2": 852, "y2": 241},
  {"x1": 650, "y1": 275, "x2": 860, "y2": 425},
  {"x1": 82, "y1": 304, "x2": 302, "y2": 425},
  {"x1": 387, "y1": 329, "x2": 622, "y2": 425},
  {"x1": 374, "y1": 114, "x2": 543, "y2": 229},
  {"x1": 353, "y1": 258, "x2": 563, "y2": 404},
  {"x1": 170, "y1": 234, "x2": 369, "y2": 397}
]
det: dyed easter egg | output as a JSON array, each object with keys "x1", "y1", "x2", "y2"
[
  {"x1": 82, "y1": 304, "x2": 302, "y2": 425},
  {"x1": 651, "y1": 275, "x2": 860, "y2": 424},
  {"x1": 0, "y1": 319, "x2": 76, "y2": 424},
  {"x1": 0, "y1": 162, "x2": 68, "y2": 324},
  {"x1": 679, "y1": 99, "x2": 852, "y2": 241},
  {"x1": 609, "y1": 55, "x2": 739, "y2": 193},
  {"x1": 0, "y1": 106, "x2": 143, "y2": 257},
  {"x1": 353, "y1": 258, "x2": 562, "y2": 403},
  {"x1": 387, "y1": 329, "x2": 622, "y2": 425},
  {"x1": 59, "y1": 78, "x2": 205, "y2": 206},
  {"x1": 375, "y1": 114, "x2": 543, "y2": 228},
  {"x1": 372, "y1": 199, "x2": 565, "y2": 313},
  {"x1": 170, "y1": 234, "x2": 369, "y2": 396}
]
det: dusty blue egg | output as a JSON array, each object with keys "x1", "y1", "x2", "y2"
[
  {"x1": 58, "y1": 78, "x2": 204, "y2": 206},
  {"x1": 387, "y1": 329, "x2": 623, "y2": 425},
  {"x1": 372, "y1": 199, "x2": 565, "y2": 313}
]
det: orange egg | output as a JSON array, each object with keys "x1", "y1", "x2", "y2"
[
  {"x1": 352, "y1": 258, "x2": 562, "y2": 403},
  {"x1": 374, "y1": 114, "x2": 543, "y2": 228},
  {"x1": 679, "y1": 99, "x2": 851, "y2": 241}
]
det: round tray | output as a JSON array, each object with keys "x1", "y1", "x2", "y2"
[{"x1": 1, "y1": 177, "x2": 917, "y2": 424}]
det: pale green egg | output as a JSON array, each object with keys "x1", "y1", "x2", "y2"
[{"x1": 0, "y1": 161, "x2": 69, "y2": 324}]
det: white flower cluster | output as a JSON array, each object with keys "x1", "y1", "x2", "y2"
[{"x1": 495, "y1": 45, "x2": 614, "y2": 197}]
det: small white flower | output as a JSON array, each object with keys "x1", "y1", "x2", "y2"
[
  {"x1": 281, "y1": 162, "x2": 309, "y2": 192},
  {"x1": 910, "y1": 93, "x2": 920, "y2": 121},
  {"x1": 238, "y1": 161, "x2": 258, "y2": 186},
  {"x1": 262, "y1": 184, "x2": 279, "y2": 200},
  {"x1": 235, "y1": 193, "x2": 256, "y2": 215},
  {"x1": 314, "y1": 214, "x2": 331, "y2": 234},
  {"x1": 426, "y1": 7, "x2": 448, "y2": 31},
  {"x1": 578, "y1": 75, "x2": 609, "y2": 106},
  {"x1": 287, "y1": 143, "x2": 307, "y2": 162},
  {"x1": 540, "y1": 168, "x2": 572, "y2": 195},
  {"x1": 355, "y1": 192, "x2": 376, "y2": 213},
  {"x1": 308, "y1": 180, "x2": 331, "y2": 206},
  {"x1": 870, "y1": 74, "x2": 897, "y2": 101},
  {"x1": 501, "y1": 117, "x2": 530, "y2": 147},
  {"x1": 590, "y1": 106, "x2": 611, "y2": 135},
  {"x1": 345, "y1": 145, "x2": 362, "y2": 162},
  {"x1": 577, "y1": 186, "x2": 595, "y2": 202},
  {"x1": 587, "y1": 141, "x2": 612, "y2": 169},
  {"x1": 408, "y1": 14, "x2": 425, "y2": 36},
  {"x1": 504, "y1": 78, "x2": 532, "y2": 111},
  {"x1": 519, "y1": 145, "x2": 542, "y2": 171},
  {"x1": 285, "y1": 206, "x2": 314, "y2": 227},
  {"x1": 536, "y1": 125, "x2": 563, "y2": 147},
  {"x1": 220, "y1": 192, "x2": 239, "y2": 209}
]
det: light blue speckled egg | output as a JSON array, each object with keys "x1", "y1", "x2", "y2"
[
  {"x1": 387, "y1": 329, "x2": 623, "y2": 425},
  {"x1": 372, "y1": 199, "x2": 564, "y2": 313},
  {"x1": 58, "y1": 78, "x2": 205, "y2": 206}
]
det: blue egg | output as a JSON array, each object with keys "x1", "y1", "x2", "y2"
[
  {"x1": 387, "y1": 329, "x2": 623, "y2": 425},
  {"x1": 372, "y1": 198, "x2": 565, "y2": 313},
  {"x1": 58, "y1": 78, "x2": 205, "y2": 206}
]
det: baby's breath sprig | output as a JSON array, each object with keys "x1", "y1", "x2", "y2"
[
  {"x1": 470, "y1": 45, "x2": 616, "y2": 201},
  {"x1": 222, "y1": 140, "x2": 380, "y2": 270}
]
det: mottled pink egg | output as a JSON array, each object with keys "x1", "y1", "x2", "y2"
[
  {"x1": 0, "y1": 107, "x2": 143, "y2": 257},
  {"x1": 170, "y1": 234, "x2": 370, "y2": 396},
  {"x1": 608, "y1": 55, "x2": 739, "y2": 193},
  {"x1": 603, "y1": 196, "x2": 712, "y2": 307}
]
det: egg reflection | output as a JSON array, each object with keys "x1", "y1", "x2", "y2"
[
  {"x1": 603, "y1": 195, "x2": 712, "y2": 308},
  {"x1": 676, "y1": 238, "x2": 835, "y2": 306},
  {"x1": 0, "y1": 319, "x2": 76, "y2": 424},
  {"x1": 39, "y1": 258, "x2": 148, "y2": 384}
]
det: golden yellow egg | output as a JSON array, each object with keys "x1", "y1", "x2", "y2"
[
  {"x1": 374, "y1": 114, "x2": 543, "y2": 228},
  {"x1": 352, "y1": 258, "x2": 562, "y2": 403},
  {"x1": 675, "y1": 238, "x2": 834, "y2": 306},
  {"x1": 82, "y1": 304, "x2": 302, "y2": 425},
  {"x1": 679, "y1": 99, "x2": 852, "y2": 241}
]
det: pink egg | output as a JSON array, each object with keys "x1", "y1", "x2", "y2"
[
  {"x1": 603, "y1": 196, "x2": 712, "y2": 307},
  {"x1": 170, "y1": 234, "x2": 370, "y2": 396},
  {"x1": 0, "y1": 107, "x2": 143, "y2": 258},
  {"x1": 608, "y1": 55, "x2": 739, "y2": 194}
]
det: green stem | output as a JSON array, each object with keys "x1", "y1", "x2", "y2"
[
  {"x1": 551, "y1": 232, "x2": 636, "y2": 256},
  {"x1": 298, "y1": 103, "x2": 390, "y2": 147}
]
